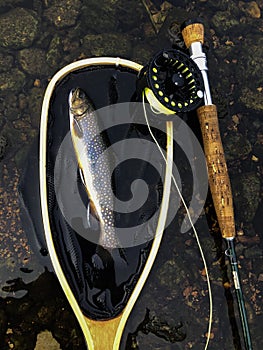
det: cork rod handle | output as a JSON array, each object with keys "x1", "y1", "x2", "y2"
[
  {"x1": 197, "y1": 105, "x2": 235, "y2": 239},
  {"x1": 181, "y1": 22, "x2": 204, "y2": 49}
]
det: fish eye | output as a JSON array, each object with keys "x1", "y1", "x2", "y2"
[{"x1": 80, "y1": 90, "x2": 87, "y2": 99}]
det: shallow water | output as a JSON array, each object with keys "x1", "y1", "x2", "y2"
[{"x1": 0, "y1": 0, "x2": 262, "y2": 349}]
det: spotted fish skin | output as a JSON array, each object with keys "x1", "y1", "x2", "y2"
[{"x1": 69, "y1": 88, "x2": 118, "y2": 249}]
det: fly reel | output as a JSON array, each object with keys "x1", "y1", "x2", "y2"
[{"x1": 137, "y1": 49, "x2": 204, "y2": 115}]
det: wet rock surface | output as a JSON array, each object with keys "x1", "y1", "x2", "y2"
[
  {"x1": 18, "y1": 48, "x2": 51, "y2": 76},
  {"x1": 232, "y1": 172, "x2": 261, "y2": 222},
  {"x1": 46, "y1": 35, "x2": 63, "y2": 70},
  {"x1": 34, "y1": 330, "x2": 61, "y2": 350},
  {"x1": 0, "y1": 8, "x2": 39, "y2": 49},
  {"x1": 0, "y1": 0, "x2": 23, "y2": 7},
  {"x1": 224, "y1": 132, "x2": 252, "y2": 161},
  {"x1": 0, "y1": 135, "x2": 8, "y2": 160},
  {"x1": 239, "y1": 1, "x2": 261, "y2": 18},
  {"x1": 240, "y1": 87, "x2": 263, "y2": 111},
  {"x1": 2, "y1": 271, "x2": 85, "y2": 349},
  {"x1": 79, "y1": 0, "x2": 118, "y2": 33},
  {"x1": 43, "y1": 0, "x2": 82, "y2": 29},
  {"x1": 0, "y1": 69, "x2": 25, "y2": 94},
  {"x1": 82, "y1": 33, "x2": 132, "y2": 57},
  {"x1": 0, "y1": 0, "x2": 262, "y2": 349},
  {"x1": 27, "y1": 87, "x2": 46, "y2": 129},
  {"x1": 211, "y1": 10, "x2": 240, "y2": 34},
  {"x1": 0, "y1": 52, "x2": 14, "y2": 73}
]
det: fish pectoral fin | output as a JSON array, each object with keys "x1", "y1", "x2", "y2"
[
  {"x1": 79, "y1": 167, "x2": 86, "y2": 187},
  {"x1": 79, "y1": 168, "x2": 101, "y2": 230},
  {"x1": 89, "y1": 200, "x2": 100, "y2": 220},
  {"x1": 87, "y1": 200, "x2": 100, "y2": 231},
  {"x1": 73, "y1": 116, "x2": 83, "y2": 138}
]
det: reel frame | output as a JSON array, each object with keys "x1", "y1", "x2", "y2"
[{"x1": 137, "y1": 49, "x2": 205, "y2": 115}]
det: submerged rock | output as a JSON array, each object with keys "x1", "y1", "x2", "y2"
[
  {"x1": 253, "y1": 140, "x2": 263, "y2": 163},
  {"x1": 82, "y1": 33, "x2": 132, "y2": 57},
  {"x1": 0, "y1": 69, "x2": 25, "y2": 94},
  {"x1": 116, "y1": 0, "x2": 145, "y2": 32},
  {"x1": 0, "y1": 308, "x2": 7, "y2": 342},
  {"x1": 80, "y1": 0, "x2": 117, "y2": 33},
  {"x1": 131, "y1": 44, "x2": 155, "y2": 65},
  {"x1": 43, "y1": 0, "x2": 81, "y2": 29},
  {"x1": 0, "y1": 8, "x2": 39, "y2": 49},
  {"x1": 14, "y1": 144, "x2": 32, "y2": 169},
  {"x1": 1, "y1": 94, "x2": 21, "y2": 122},
  {"x1": 232, "y1": 172, "x2": 261, "y2": 222},
  {"x1": 0, "y1": 135, "x2": 7, "y2": 160},
  {"x1": 156, "y1": 257, "x2": 192, "y2": 291},
  {"x1": 18, "y1": 48, "x2": 51, "y2": 77},
  {"x1": 28, "y1": 87, "x2": 46, "y2": 129},
  {"x1": 211, "y1": 11, "x2": 239, "y2": 34},
  {"x1": 244, "y1": 246, "x2": 263, "y2": 259},
  {"x1": 0, "y1": 52, "x2": 14, "y2": 73},
  {"x1": 34, "y1": 330, "x2": 61, "y2": 350},
  {"x1": 239, "y1": 1, "x2": 261, "y2": 18},
  {"x1": 240, "y1": 37, "x2": 263, "y2": 87},
  {"x1": 46, "y1": 35, "x2": 63, "y2": 70},
  {"x1": 240, "y1": 87, "x2": 263, "y2": 112},
  {"x1": 0, "y1": 0, "x2": 23, "y2": 6},
  {"x1": 224, "y1": 132, "x2": 252, "y2": 161}
]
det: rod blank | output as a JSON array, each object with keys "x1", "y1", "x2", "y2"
[{"x1": 181, "y1": 19, "x2": 253, "y2": 350}]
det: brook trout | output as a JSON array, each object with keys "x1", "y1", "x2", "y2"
[{"x1": 68, "y1": 88, "x2": 119, "y2": 250}]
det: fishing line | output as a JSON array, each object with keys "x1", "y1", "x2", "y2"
[{"x1": 142, "y1": 92, "x2": 213, "y2": 350}]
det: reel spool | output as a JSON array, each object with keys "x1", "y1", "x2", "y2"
[{"x1": 137, "y1": 49, "x2": 204, "y2": 115}]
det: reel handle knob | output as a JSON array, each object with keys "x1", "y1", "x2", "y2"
[{"x1": 181, "y1": 19, "x2": 204, "y2": 49}]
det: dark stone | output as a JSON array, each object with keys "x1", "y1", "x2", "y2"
[
  {"x1": 0, "y1": 308, "x2": 7, "y2": 340},
  {"x1": 79, "y1": 0, "x2": 117, "y2": 33},
  {"x1": 0, "y1": 8, "x2": 39, "y2": 49},
  {"x1": 14, "y1": 144, "x2": 32, "y2": 169},
  {"x1": 0, "y1": 134, "x2": 7, "y2": 160},
  {"x1": 0, "y1": 52, "x2": 14, "y2": 73},
  {"x1": 223, "y1": 132, "x2": 252, "y2": 161},
  {"x1": 232, "y1": 172, "x2": 261, "y2": 222},
  {"x1": 43, "y1": 0, "x2": 81, "y2": 29},
  {"x1": 240, "y1": 37, "x2": 263, "y2": 88},
  {"x1": 156, "y1": 256, "x2": 192, "y2": 290},
  {"x1": 28, "y1": 88, "x2": 46, "y2": 129},
  {"x1": 116, "y1": 0, "x2": 145, "y2": 32},
  {"x1": 131, "y1": 44, "x2": 155, "y2": 66},
  {"x1": 253, "y1": 141, "x2": 263, "y2": 163},
  {"x1": 244, "y1": 246, "x2": 263, "y2": 259},
  {"x1": 82, "y1": 33, "x2": 132, "y2": 58},
  {"x1": 240, "y1": 87, "x2": 263, "y2": 112},
  {"x1": 0, "y1": 69, "x2": 25, "y2": 95},
  {"x1": 0, "y1": 0, "x2": 23, "y2": 6},
  {"x1": 211, "y1": 11, "x2": 239, "y2": 34},
  {"x1": 46, "y1": 35, "x2": 63, "y2": 69},
  {"x1": 1, "y1": 94, "x2": 20, "y2": 122},
  {"x1": 18, "y1": 48, "x2": 51, "y2": 77}
]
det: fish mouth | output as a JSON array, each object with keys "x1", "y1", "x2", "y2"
[
  {"x1": 69, "y1": 88, "x2": 89, "y2": 117},
  {"x1": 72, "y1": 87, "x2": 86, "y2": 101}
]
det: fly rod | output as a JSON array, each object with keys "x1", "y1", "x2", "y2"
[{"x1": 181, "y1": 19, "x2": 253, "y2": 350}]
